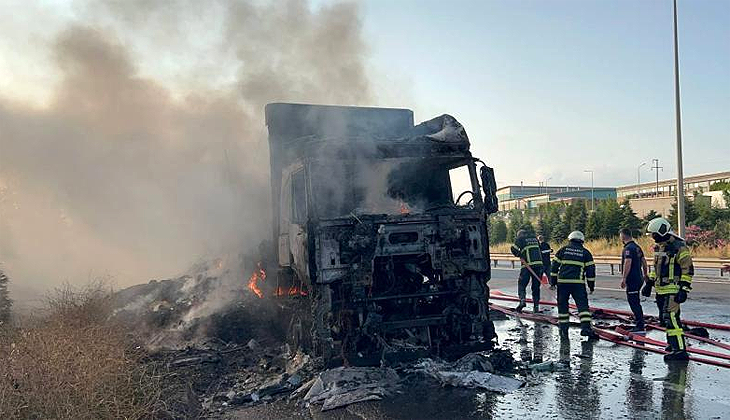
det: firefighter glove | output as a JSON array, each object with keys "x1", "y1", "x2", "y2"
[
  {"x1": 675, "y1": 289, "x2": 688, "y2": 304},
  {"x1": 588, "y1": 282, "x2": 595, "y2": 293}
]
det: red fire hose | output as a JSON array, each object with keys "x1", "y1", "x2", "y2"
[
  {"x1": 490, "y1": 290, "x2": 730, "y2": 332},
  {"x1": 489, "y1": 302, "x2": 730, "y2": 369}
]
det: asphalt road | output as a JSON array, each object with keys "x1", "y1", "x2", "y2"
[
  {"x1": 226, "y1": 269, "x2": 730, "y2": 419},
  {"x1": 488, "y1": 266, "x2": 730, "y2": 325}
]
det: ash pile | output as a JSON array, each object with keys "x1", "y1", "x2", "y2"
[{"x1": 112, "y1": 249, "x2": 522, "y2": 418}]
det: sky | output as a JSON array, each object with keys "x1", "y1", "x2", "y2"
[
  {"x1": 1, "y1": 0, "x2": 728, "y2": 188},
  {"x1": 359, "y1": 0, "x2": 730, "y2": 188},
  {"x1": 0, "y1": 0, "x2": 728, "y2": 289}
]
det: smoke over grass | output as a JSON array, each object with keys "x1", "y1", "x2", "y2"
[{"x1": 0, "y1": 0, "x2": 371, "y2": 290}]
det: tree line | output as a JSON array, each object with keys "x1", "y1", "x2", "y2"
[{"x1": 489, "y1": 196, "x2": 730, "y2": 246}]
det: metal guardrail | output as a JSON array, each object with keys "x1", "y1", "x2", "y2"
[{"x1": 490, "y1": 253, "x2": 730, "y2": 277}]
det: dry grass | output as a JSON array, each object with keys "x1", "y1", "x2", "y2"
[
  {"x1": 492, "y1": 237, "x2": 730, "y2": 259},
  {"x1": 0, "y1": 281, "x2": 166, "y2": 420}
]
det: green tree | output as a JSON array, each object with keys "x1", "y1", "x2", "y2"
[
  {"x1": 668, "y1": 198, "x2": 698, "y2": 229},
  {"x1": 506, "y1": 210, "x2": 525, "y2": 243},
  {"x1": 563, "y1": 202, "x2": 577, "y2": 231},
  {"x1": 543, "y1": 204, "x2": 562, "y2": 241},
  {"x1": 620, "y1": 201, "x2": 642, "y2": 236},
  {"x1": 692, "y1": 195, "x2": 717, "y2": 230},
  {"x1": 643, "y1": 209, "x2": 660, "y2": 223},
  {"x1": 0, "y1": 269, "x2": 11, "y2": 325},
  {"x1": 552, "y1": 215, "x2": 570, "y2": 242},
  {"x1": 571, "y1": 200, "x2": 588, "y2": 233},
  {"x1": 714, "y1": 220, "x2": 730, "y2": 241},
  {"x1": 586, "y1": 210, "x2": 603, "y2": 240},
  {"x1": 537, "y1": 216, "x2": 550, "y2": 240},
  {"x1": 490, "y1": 218, "x2": 508, "y2": 243},
  {"x1": 521, "y1": 221, "x2": 536, "y2": 236},
  {"x1": 600, "y1": 200, "x2": 623, "y2": 239},
  {"x1": 709, "y1": 180, "x2": 730, "y2": 192}
]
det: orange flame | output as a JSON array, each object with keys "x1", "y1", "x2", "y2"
[
  {"x1": 275, "y1": 285, "x2": 308, "y2": 297},
  {"x1": 399, "y1": 201, "x2": 410, "y2": 215},
  {"x1": 248, "y1": 262, "x2": 266, "y2": 298}
]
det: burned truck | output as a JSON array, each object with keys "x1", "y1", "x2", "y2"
[{"x1": 265, "y1": 103, "x2": 499, "y2": 362}]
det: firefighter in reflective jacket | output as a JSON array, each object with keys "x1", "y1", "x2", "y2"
[
  {"x1": 550, "y1": 231, "x2": 599, "y2": 340},
  {"x1": 510, "y1": 229, "x2": 544, "y2": 313},
  {"x1": 642, "y1": 217, "x2": 693, "y2": 362}
]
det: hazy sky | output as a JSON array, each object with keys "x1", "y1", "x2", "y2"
[
  {"x1": 0, "y1": 0, "x2": 728, "y2": 289},
  {"x1": 2, "y1": 0, "x2": 728, "y2": 189},
  {"x1": 359, "y1": 0, "x2": 730, "y2": 188}
]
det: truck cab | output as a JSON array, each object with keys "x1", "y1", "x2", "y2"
[{"x1": 266, "y1": 103, "x2": 498, "y2": 362}]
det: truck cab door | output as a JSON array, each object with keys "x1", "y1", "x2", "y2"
[
  {"x1": 279, "y1": 173, "x2": 293, "y2": 266},
  {"x1": 289, "y1": 168, "x2": 309, "y2": 279}
]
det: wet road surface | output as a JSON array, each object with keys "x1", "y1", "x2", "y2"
[{"x1": 225, "y1": 269, "x2": 730, "y2": 419}]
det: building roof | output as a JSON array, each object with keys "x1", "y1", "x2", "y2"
[{"x1": 616, "y1": 171, "x2": 730, "y2": 192}]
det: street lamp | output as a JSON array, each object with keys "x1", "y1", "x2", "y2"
[
  {"x1": 544, "y1": 177, "x2": 552, "y2": 195},
  {"x1": 672, "y1": 0, "x2": 686, "y2": 237},
  {"x1": 584, "y1": 170, "x2": 594, "y2": 211},
  {"x1": 637, "y1": 162, "x2": 647, "y2": 198}
]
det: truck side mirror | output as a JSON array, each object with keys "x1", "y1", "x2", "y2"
[{"x1": 480, "y1": 166, "x2": 499, "y2": 215}]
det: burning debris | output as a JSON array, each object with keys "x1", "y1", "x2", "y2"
[{"x1": 247, "y1": 262, "x2": 266, "y2": 299}]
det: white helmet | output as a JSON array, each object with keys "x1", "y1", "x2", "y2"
[
  {"x1": 568, "y1": 231, "x2": 585, "y2": 242},
  {"x1": 646, "y1": 217, "x2": 671, "y2": 236}
]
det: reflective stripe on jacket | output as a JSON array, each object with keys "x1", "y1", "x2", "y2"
[
  {"x1": 511, "y1": 235, "x2": 544, "y2": 267},
  {"x1": 649, "y1": 237, "x2": 693, "y2": 295},
  {"x1": 550, "y1": 242, "x2": 596, "y2": 287}
]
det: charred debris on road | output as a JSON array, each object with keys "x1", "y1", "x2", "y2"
[
  {"x1": 108, "y1": 103, "x2": 536, "y2": 417},
  {"x1": 111, "y1": 253, "x2": 523, "y2": 418}
]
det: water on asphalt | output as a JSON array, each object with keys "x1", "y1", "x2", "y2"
[{"x1": 225, "y1": 272, "x2": 730, "y2": 419}]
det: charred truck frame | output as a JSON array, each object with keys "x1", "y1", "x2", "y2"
[{"x1": 266, "y1": 103, "x2": 499, "y2": 362}]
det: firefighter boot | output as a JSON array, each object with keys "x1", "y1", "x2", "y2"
[
  {"x1": 533, "y1": 304, "x2": 540, "y2": 313},
  {"x1": 515, "y1": 300, "x2": 526, "y2": 313},
  {"x1": 664, "y1": 351, "x2": 690, "y2": 362},
  {"x1": 580, "y1": 323, "x2": 599, "y2": 340}
]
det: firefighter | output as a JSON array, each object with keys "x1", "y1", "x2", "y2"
[
  {"x1": 642, "y1": 217, "x2": 693, "y2": 362},
  {"x1": 510, "y1": 228, "x2": 544, "y2": 313},
  {"x1": 550, "y1": 231, "x2": 599, "y2": 340}
]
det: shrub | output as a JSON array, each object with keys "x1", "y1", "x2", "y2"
[{"x1": 0, "y1": 281, "x2": 166, "y2": 419}]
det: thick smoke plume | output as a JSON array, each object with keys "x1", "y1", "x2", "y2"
[{"x1": 0, "y1": 0, "x2": 371, "y2": 292}]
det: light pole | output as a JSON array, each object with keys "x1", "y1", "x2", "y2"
[
  {"x1": 544, "y1": 177, "x2": 552, "y2": 195},
  {"x1": 652, "y1": 159, "x2": 663, "y2": 197},
  {"x1": 584, "y1": 170, "x2": 594, "y2": 211},
  {"x1": 637, "y1": 162, "x2": 646, "y2": 197},
  {"x1": 673, "y1": 0, "x2": 686, "y2": 237}
]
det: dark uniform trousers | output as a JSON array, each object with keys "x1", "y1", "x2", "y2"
[
  {"x1": 518, "y1": 266, "x2": 543, "y2": 304},
  {"x1": 511, "y1": 236, "x2": 544, "y2": 305},
  {"x1": 551, "y1": 242, "x2": 596, "y2": 334},
  {"x1": 557, "y1": 283, "x2": 592, "y2": 332},
  {"x1": 626, "y1": 280, "x2": 645, "y2": 328}
]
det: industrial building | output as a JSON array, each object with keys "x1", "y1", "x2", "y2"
[
  {"x1": 496, "y1": 185, "x2": 616, "y2": 211},
  {"x1": 616, "y1": 171, "x2": 730, "y2": 217}
]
